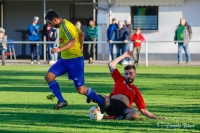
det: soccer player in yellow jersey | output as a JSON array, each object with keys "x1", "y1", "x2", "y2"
[{"x1": 44, "y1": 10, "x2": 105, "y2": 113}]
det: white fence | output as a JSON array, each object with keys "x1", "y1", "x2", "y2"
[{"x1": 2, "y1": 40, "x2": 200, "y2": 66}]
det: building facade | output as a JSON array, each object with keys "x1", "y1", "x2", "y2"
[
  {"x1": 1, "y1": 0, "x2": 200, "y2": 61},
  {"x1": 97, "y1": 0, "x2": 200, "y2": 61},
  {"x1": 1, "y1": 0, "x2": 93, "y2": 59}
]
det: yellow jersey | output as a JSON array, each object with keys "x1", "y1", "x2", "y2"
[{"x1": 59, "y1": 19, "x2": 83, "y2": 59}]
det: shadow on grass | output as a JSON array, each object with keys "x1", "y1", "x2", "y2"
[
  {"x1": 137, "y1": 73, "x2": 200, "y2": 80},
  {"x1": 146, "y1": 105, "x2": 200, "y2": 114},
  {"x1": 0, "y1": 104, "x2": 164, "y2": 132},
  {"x1": 1, "y1": 70, "x2": 200, "y2": 80},
  {"x1": 0, "y1": 70, "x2": 200, "y2": 93},
  {"x1": 0, "y1": 104, "x2": 199, "y2": 132},
  {"x1": 1, "y1": 103, "x2": 199, "y2": 114},
  {"x1": 0, "y1": 130, "x2": 55, "y2": 133}
]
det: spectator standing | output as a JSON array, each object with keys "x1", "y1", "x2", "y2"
[
  {"x1": 86, "y1": 20, "x2": 98, "y2": 64},
  {"x1": 124, "y1": 19, "x2": 133, "y2": 64},
  {"x1": 174, "y1": 18, "x2": 192, "y2": 64},
  {"x1": 107, "y1": 18, "x2": 117, "y2": 60},
  {"x1": 48, "y1": 27, "x2": 59, "y2": 65},
  {"x1": 110, "y1": 21, "x2": 128, "y2": 65},
  {"x1": 131, "y1": 28, "x2": 145, "y2": 66},
  {"x1": 87, "y1": 15, "x2": 93, "y2": 27},
  {"x1": 27, "y1": 16, "x2": 40, "y2": 64},
  {"x1": 75, "y1": 21, "x2": 84, "y2": 32},
  {"x1": 0, "y1": 28, "x2": 7, "y2": 66},
  {"x1": 42, "y1": 23, "x2": 51, "y2": 64}
]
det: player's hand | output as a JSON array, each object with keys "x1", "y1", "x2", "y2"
[
  {"x1": 109, "y1": 40, "x2": 112, "y2": 44},
  {"x1": 124, "y1": 40, "x2": 128, "y2": 43},
  {"x1": 80, "y1": 46, "x2": 83, "y2": 52},
  {"x1": 123, "y1": 51, "x2": 133, "y2": 58},
  {"x1": 51, "y1": 48, "x2": 61, "y2": 54}
]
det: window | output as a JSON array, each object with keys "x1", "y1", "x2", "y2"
[{"x1": 131, "y1": 6, "x2": 158, "y2": 30}]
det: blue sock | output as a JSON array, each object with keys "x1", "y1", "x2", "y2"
[
  {"x1": 48, "y1": 80, "x2": 64, "y2": 101},
  {"x1": 85, "y1": 88, "x2": 103, "y2": 105}
]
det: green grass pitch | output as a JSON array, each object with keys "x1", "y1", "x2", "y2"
[{"x1": 0, "y1": 65, "x2": 200, "y2": 133}]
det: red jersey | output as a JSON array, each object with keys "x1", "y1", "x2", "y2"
[
  {"x1": 109, "y1": 69, "x2": 146, "y2": 110},
  {"x1": 131, "y1": 33, "x2": 145, "y2": 47}
]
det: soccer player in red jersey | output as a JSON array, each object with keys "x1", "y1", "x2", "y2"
[{"x1": 87, "y1": 51, "x2": 158, "y2": 120}]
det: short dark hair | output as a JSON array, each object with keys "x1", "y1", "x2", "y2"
[
  {"x1": 45, "y1": 9, "x2": 60, "y2": 20},
  {"x1": 124, "y1": 65, "x2": 136, "y2": 71}
]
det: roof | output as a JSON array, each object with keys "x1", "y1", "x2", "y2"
[{"x1": 115, "y1": 0, "x2": 185, "y2": 6}]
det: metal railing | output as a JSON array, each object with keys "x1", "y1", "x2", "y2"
[{"x1": 2, "y1": 40, "x2": 200, "y2": 66}]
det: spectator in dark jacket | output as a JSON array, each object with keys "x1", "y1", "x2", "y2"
[
  {"x1": 174, "y1": 18, "x2": 192, "y2": 64},
  {"x1": 43, "y1": 23, "x2": 59, "y2": 65},
  {"x1": 107, "y1": 18, "x2": 117, "y2": 60},
  {"x1": 42, "y1": 23, "x2": 51, "y2": 64},
  {"x1": 28, "y1": 16, "x2": 40, "y2": 65},
  {"x1": 49, "y1": 27, "x2": 59, "y2": 65},
  {"x1": 110, "y1": 21, "x2": 128, "y2": 64}
]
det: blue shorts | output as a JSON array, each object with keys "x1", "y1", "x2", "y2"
[{"x1": 48, "y1": 56, "x2": 85, "y2": 88}]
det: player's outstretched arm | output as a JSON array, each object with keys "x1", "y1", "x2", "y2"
[
  {"x1": 79, "y1": 31, "x2": 84, "y2": 49},
  {"x1": 140, "y1": 109, "x2": 158, "y2": 119},
  {"x1": 51, "y1": 39, "x2": 75, "y2": 54},
  {"x1": 108, "y1": 51, "x2": 132, "y2": 73}
]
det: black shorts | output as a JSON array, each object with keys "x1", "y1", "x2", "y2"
[{"x1": 105, "y1": 98, "x2": 129, "y2": 116}]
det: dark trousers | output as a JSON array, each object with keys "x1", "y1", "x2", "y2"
[
  {"x1": 88, "y1": 38, "x2": 97, "y2": 59},
  {"x1": 109, "y1": 43, "x2": 115, "y2": 60},
  {"x1": 30, "y1": 43, "x2": 40, "y2": 61},
  {"x1": 133, "y1": 46, "x2": 141, "y2": 64},
  {"x1": 115, "y1": 43, "x2": 128, "y2": 62},
  {"x1": 0, "y1": 49, "x2": 5, "y2": 65},
  {"x1": 115, "y1": 43, "x2": 126, "y2": 58},
  {"x1": 46, "y1": 44, "x2": 49, "y2": 61}
]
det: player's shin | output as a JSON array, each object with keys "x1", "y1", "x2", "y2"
[
  {"x1": 48, "y1": 80, "x2": 65, "y2": 101},
  {"x1": 85, "y1": 87, "x2": 103, "y2": 105}
]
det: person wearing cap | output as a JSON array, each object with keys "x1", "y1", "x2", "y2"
[
  {"x1": 0, "y1": 27, "x2": 7, "y2": 66},
  {"x1": 107, "y1": 18, "x2": 117, "y2": 60},
  {"x1": 27, "y1": 16, "x2": 41, "y2": 64}
]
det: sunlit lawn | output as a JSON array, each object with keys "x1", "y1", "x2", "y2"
[{"x1": 0, "y1": 65, "x2": 200, "y2": 133}]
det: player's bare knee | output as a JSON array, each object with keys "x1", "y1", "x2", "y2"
[
  {"x1": 44, "y1": 72, "x2": 55, "y2": 83},
  {"x1": 76, "y1": 86, "x2": 87, "y2": 95},
  {"x1": 125, "y1": 110, "x2": 139, "y2": 120},
  {"x1": 132, "y1": 112, "x2": 139, "y2": 120}
]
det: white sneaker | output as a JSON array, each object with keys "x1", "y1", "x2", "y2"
[
  {"x1": 122, "y1": 61, "x2": 128, "y2": 65},
  {"x1": 128, "y1": 61, "x2": 132, "y2": 65},
  {"x1": 31, "y1": 61, "x2": 33, "y2": 65},
  {"x1": 49, "y1": 61, "x2": 56, "y2": 65},
  {"x1": 37, "y1": 61, "x2": 40, "y2": 64}
]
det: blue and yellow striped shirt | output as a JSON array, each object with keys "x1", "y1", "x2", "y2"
[{"x1": 59, "y1": 19, "x2": 83, "y2": 59}]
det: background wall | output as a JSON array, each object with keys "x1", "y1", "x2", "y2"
[
  {"x1": 3, "y1": 1, "x2": 92, "y2": 58},
  {"x1": 97, "y1": 0, "x2": 200, "y2": 61}
]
